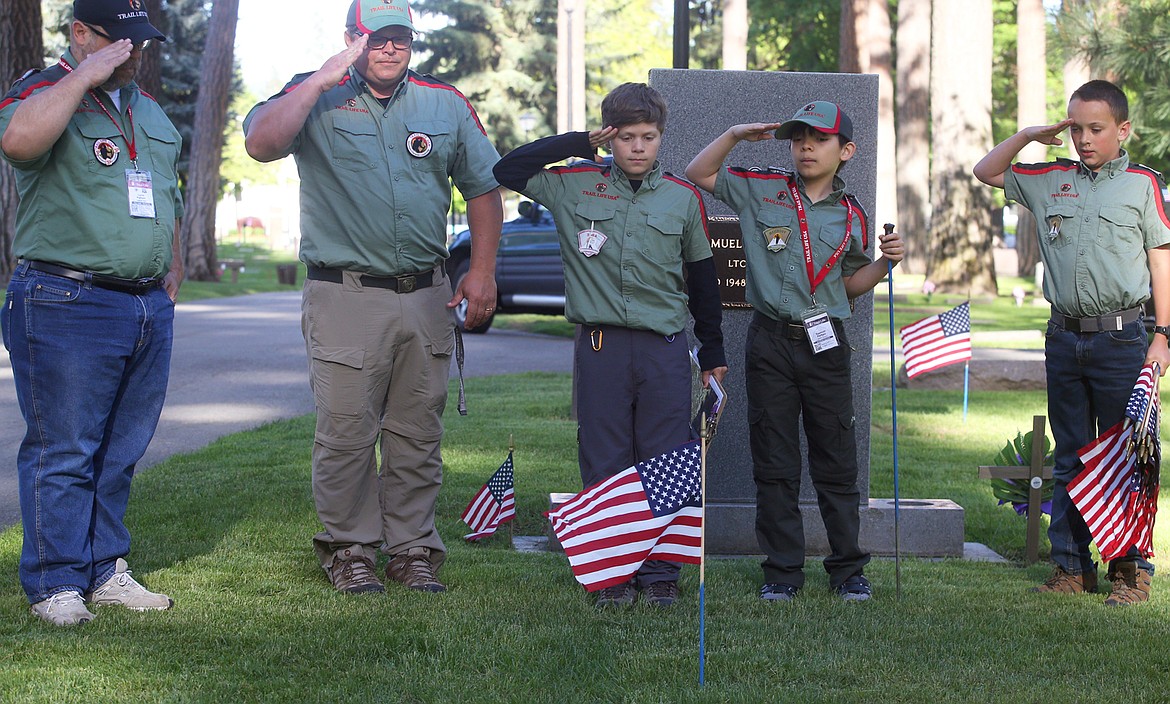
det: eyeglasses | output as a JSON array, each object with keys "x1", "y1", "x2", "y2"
[
  {"x1": 85, "y1": 23, "x2": 152, "y2": 51},
  {"x1": 352, "y1": 31, "x2": 414, "y2": 51}
]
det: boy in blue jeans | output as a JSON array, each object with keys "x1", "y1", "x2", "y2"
[{"x1": 975, "y1": 80, "x2": 1170, "y2": 605}]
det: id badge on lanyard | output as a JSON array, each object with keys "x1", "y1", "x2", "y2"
[
  {"x1": 790, "y1": 181, "x2": 852, "y2": 354},
  {"x1": 126, "y1": 169, "x2": 156, "y2": 218}
]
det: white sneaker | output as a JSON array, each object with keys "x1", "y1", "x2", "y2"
[
  {"x1": 30, "y1": 590, "x2": 96, "y2": 626},
  {"x1": 87, "y1": 558, "x2": 174, "y2": 611}
]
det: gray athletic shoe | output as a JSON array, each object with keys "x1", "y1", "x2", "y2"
[
  {"x1": 30, "y1": 590, "x2": 96, "y2": 626},
  {"x1": 87, "y1": 558, "x2": 174, "y2": 611}
]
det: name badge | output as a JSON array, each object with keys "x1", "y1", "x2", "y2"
[
  {"x1": 578, "y1": 228, "x2": 607, "y2": 257},
  {"x1": 126, "y1": 169, "x2": 155, "y2": 219},
  {"x1": 802, "y1": 307, "x2": 839, "y2": 354}
]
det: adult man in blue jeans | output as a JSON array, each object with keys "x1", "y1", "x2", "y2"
[{"x1": 0, "y1": 0, "x2": 182, "y2": 625}]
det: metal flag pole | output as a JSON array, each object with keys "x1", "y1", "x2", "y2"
[
  {"x1": 884, "y1": 223, "x2": 902, "y2": 600},
  {"x1": 963, "y1": 360, "x2": 970, "y2": 423},
  {"x1": 699, "y1": 413, "x2": 708, "y2": 686}
]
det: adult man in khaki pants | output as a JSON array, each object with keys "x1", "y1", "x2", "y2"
[{"x1": 244, "y1": 0, "x2": 502, "y2": 594}]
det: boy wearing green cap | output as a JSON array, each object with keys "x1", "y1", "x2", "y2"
[
  {"x1": 494, "y1": 83, "x2": 727, "y2": 608},
  {"x1": 687, "y1": 101, "x2": 904, "y2": 602}
]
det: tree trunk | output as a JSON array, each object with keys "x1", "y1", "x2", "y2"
[
  {"x1": 0, "y1": 0, "x2": 44, "y2": 284},
  {"x1": 179, "y1": 0, "x2": 240, "y2": 281},
  {"x1": 895, "y1": 0, "x2": 930, "y2": 274},
  {"x1": 839, "y1": 0, "x2": 868, "y2": 73},
  {"x1": 869, "y1": 0, "x2": 898, "y2": 242},
  {"x1": 1015, "y1": 0, "x2": 1046, "y2": 277},
  {"x1": 137, "y1": 0, "x2": 165, "y2": 98},
  {"x1": 927, "y1": 0, "x2": 997, "y2": 296},
  {"x1": 722, "y1": 0, "x2": 748, "y2": 70}
]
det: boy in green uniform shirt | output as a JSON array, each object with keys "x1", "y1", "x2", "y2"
[
  {"x1": 974, "y1": 80, "x2": 1170, "y2": 605},
  {"x1": 687, "y1": 102, "x2": 904, "y2": 602},
  {"x1": 494, "y1": 83, "x2": 727, "y2": 608}
]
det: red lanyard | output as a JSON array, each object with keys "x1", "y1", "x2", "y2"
[
  {"x1": 59, "y1": 58, "x2": 138, "y2": 165},
  {"x1": 788, "y1": 180, "x2": 853, "y2": 297}
]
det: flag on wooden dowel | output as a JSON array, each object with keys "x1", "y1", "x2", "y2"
[
  {"x1": 546, "y1": 441, "x2": 703, "y2": 591},
  {"x1": 461, "y1": 453, "x2": 516, "y2": 541},
  {"x1": 900, "y1": 302, "x2": 972, "y2": 378}
]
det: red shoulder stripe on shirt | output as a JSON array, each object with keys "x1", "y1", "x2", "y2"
[
  {"x1": 139, "y1": 90, "x2": 158, "y2": 103},
  {"x1": 844, "y1": 194, "x2": 869, "y2": 250},
  {"x1": 407, "y1": 76, "x2": 486, "y2": 135},
  {"x1": 1127, "y1": 166, "x2": 1170, "y2": 230},
  {"x1": 548, "y1": 164, "x2": 606, "y2": 175},
  {"x1": 726, "y1": 166, "x2": 794, "y2": 181},
  {"x1": 0, "y1": 79, "x2": 58, "y2": 111},
  {"x1": 664, "y1": 174, "x2": 711, "y2": 241},
  {"x1": 1011, "y1": 162, "x2": 1077, "y2": 176}
]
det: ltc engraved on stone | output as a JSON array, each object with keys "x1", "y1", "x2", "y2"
[
  {"x1": 1046, "y1": 214, "x2": 1063, "y2": 241},
  {"x1": 764, "y1": 225, "x2": 792, "y2": 252}
]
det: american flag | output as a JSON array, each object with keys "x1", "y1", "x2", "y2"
[
  {"x1": 546, "y1": 441, "x2": 703, "y2": 591},
  {"x1": 900, "y1": 302, "x2": 972, "y2": 378},
  {"x1": 461, "y1": 453, "x2": 516, "y2": 541},
  {"x1": 1069, "y1": 364, "x2": 1161, "y2": 562}
]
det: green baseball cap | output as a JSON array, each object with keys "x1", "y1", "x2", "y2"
[
  {"x1": 347, "y1": 0, "x2": 416, "y2": 33},
  {"x1": 775, "y1": 101, "x2": 853, "y2": 142}
]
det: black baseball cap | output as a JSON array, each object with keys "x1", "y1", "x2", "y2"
[{"x1": 74, "y1": 0, "x2": 167, "y2": 44}]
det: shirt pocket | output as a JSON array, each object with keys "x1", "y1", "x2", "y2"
[
  {"x1": 139, "y1": 121, "x2": 179, "y2": 181},
  {"x1": 1098, "y1": 204, "x2": 1142, "y2": 256},
  {"x1": 1042, "y1": 202, "x2": 1079, "y2": 250},
  {"x1": 644, "y1": 212, "x2": 685, "y2": 264},
  {"x1": 76, "y1": 119, "x2": 124, "y2": 174},
  {"x1": 756, "y1": 206, "x2": 798, "y2": 254},
  {"x1": 405, "y1": 119, "x2": 453, "y2": 173},
  {"x1": 329, "y1": 114, "x2": 378, "y2": 172},
  {"x1": 574, "y1": 199, "x2": 618, "y2": 231}
]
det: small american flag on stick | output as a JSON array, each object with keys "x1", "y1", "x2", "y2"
[
  {"x1": 900, "y1": 302, "x2": 972, "y2": 378},
  {"x1": 461, "y1": 453, "x2": 516, "y2": 541}
]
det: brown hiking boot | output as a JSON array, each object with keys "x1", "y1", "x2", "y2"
[
  {"x1": 385, "y1": 547, "x2": 446, "y2": 593},
  {"x1": 327, "y1": 547, "x2": 385, "y2": 594},
  {"x1": 1104, "y1": 562, "x2": 1152, "y2": 607},
  {"x1": 1031, "y1": 566, "x2": 1098, "y2": 594},
  {"x1": 595, "y1": 580, "x2": 636, "y2": 608},
  {"x1": 641, "y1": 580, "x2": 679, "y2": 608}
]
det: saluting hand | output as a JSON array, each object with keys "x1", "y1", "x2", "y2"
[
  {"x1": 587, "y1": 126, "x2": 618, "y2": 159},
  {"x1": 75, "y1": 39, "x2": 134, "y2": 90},
  {"x1": 1024, "y1": 118, "x2": 1075, "y2": 147},
  {"x1": 312, "y1": 33, "x2": 369, "y2": 91},
  {"x1": 731, "y1": 122, "x2": 785, "y2": 142}
]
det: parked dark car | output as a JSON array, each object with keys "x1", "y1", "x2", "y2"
[{"x1": 445, "y1": 202, "x2": 565, "y2": 333}]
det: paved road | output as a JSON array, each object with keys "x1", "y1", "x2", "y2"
[{"x1": 0, "y1": 291, "x2": 573, "y2": 530}]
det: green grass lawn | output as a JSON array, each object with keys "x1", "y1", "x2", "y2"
[
  {"x1": 3, "y1": 373, "x2": 1170, "y2": 702},
  {"x1": 176, "y1": 243, "x2": 304, "y2": 303}
]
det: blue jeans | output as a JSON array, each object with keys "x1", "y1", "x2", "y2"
[
  {"x1": 1044, "y1": 318, "x2": 1153, "y2": 575},
  {"x1": 2, "y1": 263, "x2": 174, "y2": 603}
]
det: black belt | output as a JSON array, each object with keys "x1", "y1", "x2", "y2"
[
  {"x1": 306, "y1": 265, "x2": 435, "y2": 293},
  {"x1": 1051, "y1": 306, "x2": 1142, "y2": 333},
  {"x1": 752, "y1": 312, "x2": 832, "y2": 341},
  {"x1": 24, "y1": 260, "x2": 162, "y2": 295}
]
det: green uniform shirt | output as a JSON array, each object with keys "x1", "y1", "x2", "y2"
[
  {"x1": 520, "y1": 159, "x2": 713, "y2": 335},
  {"x1": 0, "y1": 51, "x2": 184, "y2": 279},
  {"x1": 715, "y1": 166, "x2": 871, "y2": 322},
  {"x1": 244, "y1": 68, "x2": 500, "y2": 277},
  {"x1": 1005, "y1": 151, "x2": 1170, "y2": 317}
]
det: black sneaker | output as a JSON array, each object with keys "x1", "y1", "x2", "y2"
[
  {"x1": 836, "y1": 574, "x2": 872, "y2": 602},
  {"x1": 760, "y1": 583, "x2": 799, "y2": 602},
  {"x1": 641, "y1": 580, "x2": 679, "y2": 607},
  {"x1": 595, "y1": 580, "x2": 636, "y2": 608}
]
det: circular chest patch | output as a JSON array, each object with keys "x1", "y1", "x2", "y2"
[
  {"x1": 94, "y1": 138, "x2": 120, "y2": 166},
  {"x1": 407, "y1": 132, "x2": 433, "y2": 158}
]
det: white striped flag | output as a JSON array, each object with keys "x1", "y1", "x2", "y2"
[
  {"x1": 900, "y1": 302, "x2": 972, "y2": 378},
  {"x1": 546, "y1": 441, "x2": 703, "y2": 592},
  {"x1": 1069, "y1": 364, "x2": 1161, "y2": 562},
  {"x1": 461, "y1": 453, "x2": 516, "y2": 541}
]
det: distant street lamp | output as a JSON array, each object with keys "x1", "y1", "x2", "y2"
[{"x1": 519, "y1": 111, "x2": 537, "y2": 141}]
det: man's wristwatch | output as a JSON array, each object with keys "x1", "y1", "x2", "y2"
[{"x1": 1154, "y1": 325, "x2": 1170, "y2": 338}]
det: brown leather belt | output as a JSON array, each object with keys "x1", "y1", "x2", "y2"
[
  {"x1": 306, "y1": 265, "x2": 436, "y2": 293},
  {"x1": 24, "y1": 260, "x2": 161, "y2": 295},
  {"x1": 1050, "y1": 306, "x2": 1142, "y2": 333}
]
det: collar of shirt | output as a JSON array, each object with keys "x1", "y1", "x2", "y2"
[
  {"x1": 794, "y1": 172, "x2": 848, "y2": 205},
  {"x1": 1078, "y1": 148, "x2": 1130, "y2": 179},
  {"x1": 604, "y1": 159, "x2": 664, "y2": 192},
  {"x1": 347, "y1": 66, "x2": 410, "y2": 104}
]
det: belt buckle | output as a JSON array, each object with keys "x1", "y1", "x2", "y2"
[{"x1": 396, "y1": 274, "x2": 417, "y2": 293}]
